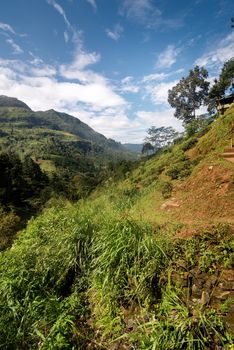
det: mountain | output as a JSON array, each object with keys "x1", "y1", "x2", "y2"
[
  {"x1": 0, "y1": 96, "x2": 135, "y2": 174},
  {"x1": 0, "y1": 95, "x2": 31, "y2": 110}
]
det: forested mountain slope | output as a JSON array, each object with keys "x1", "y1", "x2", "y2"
[{"x1": 0, "y1": 95, "x2": 133, "y2": 169}]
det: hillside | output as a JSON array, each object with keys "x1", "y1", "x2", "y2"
[
  {"x1": 0, "y1": 95, "x2": 31, "y2": 110},
  {"x1": 121, "y1": 105, "x2": 234, "y2": 230},
  {"x1": 0, "y1": 104, "x2": 233, "y2": 349},
  {"x1": 0, "y1": 96, "x2": 134, "y2": 172}
]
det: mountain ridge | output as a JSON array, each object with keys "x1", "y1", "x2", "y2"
[{"x1": 0, "y1": 95, "x2": 134, "y2": 163}]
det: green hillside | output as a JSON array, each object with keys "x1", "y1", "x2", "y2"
[
  {"x1": 0, "y1": 96, "x2": 136, "y2": 248},
  {"x1": 0, "y1": 96, "x2": 134, "y2": 170},
  {"x1": 0, "y1": 104, "x2": 233, "y2": 349}
]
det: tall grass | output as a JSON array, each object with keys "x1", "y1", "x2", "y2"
[
  {"x1": 127, "y1": 283, "x2": 232, "y2": 350},
  {"x1": 0, "y1": 204, "x2": 95, "y2": 348},
  {"x1": 89, "y1": 218, "x2": 170, "y2": 339}
]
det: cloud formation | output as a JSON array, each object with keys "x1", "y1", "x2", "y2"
[
  {"x1": 137, "y1": 109, "x2": 183, "y2": 131},
  {"x1": 86, "y1": 0, "x2": 97, "y2": 11},
  {"x1": 5, "y1": 38, "x2": 23, "y2": 54},
  {"x1": 0, "y1": 22, "x2": 16, "y2": 34},
  {"x1": 120, "y1": 76, "x2": 139, "y2": 93},
  {"x1": 47, "y1": 0, "x2": 71, "y2": 28},
  {"x1": 195, "y1": 32, "x2": 234, "y2": 69},
  {"x1": 120, "y1": 0, "x2": 161, "y2": 27},
  {"x1": 143, "y1": 79, "x2": 179, "y2": 105},
  {"x1": 106, "y1": 24, "x2": 123, "y2": 41},
  {"x1": 155, "y1": 45, "x2": 180, "y2": 69}
]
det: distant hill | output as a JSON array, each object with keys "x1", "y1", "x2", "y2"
[
  {"x1": 0, "y1": 95, "x2": 31, "y2": 110},
  {"x1": 123, "y1": 143, "x2": 143, "y2": 153},
  {"x1": 0, "y1": 96, "x2": 135, "y2": 175}
]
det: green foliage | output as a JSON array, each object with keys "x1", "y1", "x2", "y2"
[
  {"x1": 0, "y1": 204, "x2": 95, "y2": 348},
  {"x1": 208, "y1": 57, "x2": 234, "y2": 113},
  {"x1": 166, "y1": 159, "x2": 192, "y2": 180},
  {"x1": 181, "y1": 137, "x2": 198, "y2": 151},
  {"x1": 129, "y1": 285, "x2": 231, "y2": 350},
  {"x1": 172, "y1": 224, "x2": 234, "y2": 272},
  {"x1": 144, "y1": 126, "x2": 178, "y2": 152},
  {"x1": 0, "y1": 208, "x2": 20, "y2": 250},
  {"x1": 161, "y1": 181, "x2": 173, "y2": 199},
  {"x1": 168, "y1": 66, "x2": 210, "y2": 125},
  {"x1": 142, "y1": 142, "x2": 154, "y2": 155},
  {"x1": 89, "y1": 219, "x2": 169, "y2": 334}
]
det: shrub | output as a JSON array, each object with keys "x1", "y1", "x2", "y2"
[
  {"x1": 166, "y1": 160, "x2": 192, "y2": 180},
  {"x1": 181, "y1": 137, "x2": 198, "y2": 151},
  {"x1": 161, "y1": 181, "x2": 173, "y2": 199},
  {"x1": 0, "y1": 208, "x2": 20, "y2": 250}
]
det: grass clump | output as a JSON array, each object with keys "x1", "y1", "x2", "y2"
[
  {"x1": 0, "y1": 204, "x2": 95, "y2": 349},
  {"x1": 89, "y1": 218, "x2": 170, "y2": 338},
  {"x1": 128, "y1": 284, "x2": 232, "y2": 350}
]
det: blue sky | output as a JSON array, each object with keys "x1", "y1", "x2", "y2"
[{"x1": 0, "y1": 0, "x2": 233, "y2": 143}]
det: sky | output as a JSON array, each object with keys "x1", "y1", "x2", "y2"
[{"x1": 0, "y1": 0, "x2": 233, "y2": 143}]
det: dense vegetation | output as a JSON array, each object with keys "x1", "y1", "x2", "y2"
[
  {"x1": 0, "y1": 96, "x2": 138, "y2": 247},
  {"x1": 0, "y1": 97, "x2": 233, "y2": 348}
]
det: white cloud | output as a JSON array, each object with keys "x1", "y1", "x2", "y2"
[
  {"x1": 142, "y1": 69, "x2": 184, "y2": 83},
  {"x1": 120, "y1": 0, "x2": 161, "y2": 26},
  {"x1": 106, "y1": 24, "x2": 123, "y2": 41},
  {"x1": 0, "y1": 22, "x2": 16, "y2": 34},
  {"x1": 86, "y1": 0, "x2": 97, "y2": 11},
  {"x1": 5, "y1": 38, "x2": 23, "y2": 54},
  {"x1": 156, "y1": 45, "x2": 180, "y2": 69},
  {"x1": 120, "y1": 0, "x2": 183, "y2": 29},
  {"x1": 47, "y1": 0, "x2": 71, "y2": 28},
  {"x1": 0, "y1": 49, "x2": 126, "y2": 113},
  {"x1": 142, "y1": 73, "x2": 168, "y2": 83},
  {"x1": 144, "y1": 80, "x2": 178, "y2": 105},
  {"x1": 195, "y1": 32, "x2": 234, "y2": 69},
  {"x1": 61, "y1": 49, "x2": 100, "y2": 73},
  {"x1": 64, "y1": 31, "x2": 69, "y2": 43},
  {"x1": 137, "y1": 109, "x2": 183, "y2": 131},
  {"x1": 120, "y1": 76, "x2": 139, "y2": 93}
]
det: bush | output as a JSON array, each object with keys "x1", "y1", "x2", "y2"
[
  {"x1": 181, "y1": 137, "x2": 198, "y2": 151},
  {"x1": 161, "y1": 181, "x2": 173, "y2": 199},
  {"x1": 166, "y1": 160, "x2": 192, "y2": 180},
  {"x1": 0, "y1": 208, "x2": 20, "y2": 250}
]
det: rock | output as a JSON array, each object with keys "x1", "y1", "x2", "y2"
[
  {"x1": 208, "y1": 166, "x2": 213, "y2": 170},
  {"x1": 161, "y1": 198, "x2": 180, "y2": 210}
]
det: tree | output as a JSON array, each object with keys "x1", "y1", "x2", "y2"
[
  {"x1": 141, "y1": 142, "x2": 154, "y2": 156},
  {"x1": 168, "y1": 66, "x2": 210, "y2": 125},
  {"x1": 144, "y1": 126, "x2": 178, "y2": 152},
  {"x1": 208, "y1": 57, "x2": 234, "y2": 113}
]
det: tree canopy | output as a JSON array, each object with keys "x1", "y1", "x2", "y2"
[
  {"x1": 208, "y1": 57, "x2": 234, "y2": 112},
  {"x1": 168, "y1": 66, "x2": 210, "y2": 125},
  {"x1": 144, "y1": 126, "x2": 178, "y2": 152}
]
